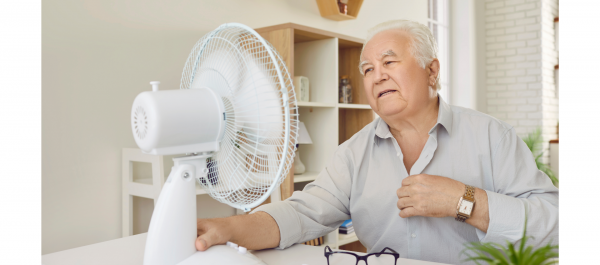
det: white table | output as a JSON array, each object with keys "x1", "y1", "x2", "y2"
[{"x1": 42, "y1": 233, "x2": 448, "y2": 265}]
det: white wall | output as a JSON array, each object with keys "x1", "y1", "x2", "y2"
[
  {"x1": 447, "y1": 0, "x2": 489, "y2": 113},
  {"x1": 475, "y1": 0, "x2": 489, "y2": 113},
  {"x1": 481, "y1": 0, "x2": 558, "y2": 163},
  {"x1": 42, "y1": 0, "x2": 427, "y2": 254},
  {"x1": 450, "y1": 0, "x2": 477, "y2": 109}
]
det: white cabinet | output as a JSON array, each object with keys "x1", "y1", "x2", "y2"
[{"x1": 122, "y1": 148, "x2": 253, "y2": 236}]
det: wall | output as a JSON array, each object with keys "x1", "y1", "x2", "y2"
[
  {"x1": 540, "y1": 0, "x2": 559, "y2": 161},
  {"x1": 450, "y1": 0, "x2": 477, "y2": 109},
  {"x1": 475, "y1": 0, "x2": 489, "y2": 113},
  {"x1": 482, "y1": 0, "x2": 558, "y2": 162},
  {"x1": 447, "y1": 0, "x2": 491, "y2": 113},
  {"x1": 42, "y1": 0, "x2": 428, "y2": 254}
]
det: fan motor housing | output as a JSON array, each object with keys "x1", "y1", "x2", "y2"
[{"x1": 131, "y1": 88, "x2": 226, "y2": 155}]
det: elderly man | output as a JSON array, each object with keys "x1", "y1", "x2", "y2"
[{"x1": 195, "y1": 20, "x2": 558, "y2": 264}]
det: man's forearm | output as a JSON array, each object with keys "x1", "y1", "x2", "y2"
[
  {"x1": 226, "y1": 211, "x2": 280, "y2": 250},
  {"x1": 465, "y1": 188, "x2": 489, "y2": 233},
  {"x1": 196, "y1": 211, "x2": 280, "y2": 251}
]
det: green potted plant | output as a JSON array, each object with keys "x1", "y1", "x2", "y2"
[
  {"x1": 521, "y1": 128, "x2": 558, "y2": 186},
  {"x1": 461, "y1": 212, "x2": 558, "y2": 264}
]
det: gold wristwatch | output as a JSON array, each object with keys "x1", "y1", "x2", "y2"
[{"x1": 455, "y1": 185, "x2": 476, "y2": 222}]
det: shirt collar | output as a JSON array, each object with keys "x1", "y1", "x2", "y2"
[
  {"x1": 433, "y1": 96, "x2": 453, "y2": 136},
  {"x1": 374, "y1": 95, "x2": 453, "y2": 141}
]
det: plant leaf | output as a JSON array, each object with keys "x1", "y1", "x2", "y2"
[{"x1": 462, "y1": 206, "x2": 558, "y2": 265}]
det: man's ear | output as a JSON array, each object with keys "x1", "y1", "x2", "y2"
[{"x1": 428, "y1": 59, "x2": 440, "y2": 87}]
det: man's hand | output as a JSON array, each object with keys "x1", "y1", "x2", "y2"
[
  {"x1": 195, "y1": 212, "x2": 280, "y2": 251},
  {"x1": 196, "y1": 218, "x2": 232, "y2": 251},
  {"x1": 396, "y1": 174, "x2": 464, "y2": 218}
]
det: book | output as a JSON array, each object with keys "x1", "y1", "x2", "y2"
[
  {"x1": 340, "y1": 219, "x2": 353, "y2": 228},
  {"x1": 339, "y1": 231, "x2": 356, "y2": 238},
  {"x1": 302, "y1": 236, "x2": 324, "y2": 246},
  {"x1": 339, "y1": 228, "x2": 354, "y2": 234}
]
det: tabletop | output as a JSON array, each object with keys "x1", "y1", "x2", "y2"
[{"x1": 42, "y1": 233, "x2": 449, "y2": 265}]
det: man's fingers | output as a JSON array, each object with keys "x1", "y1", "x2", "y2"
[
  {"x1": 197, "y1": 219, "x2": 209, "y2": 236},
  {"x1": 399, "y1": 206, "x2": 417, "y2": 218},
  {"x1": 397, "y1": 197, "x2": 414, "y2": 210},
  {"x1": 196, "y1": 227, "x2": 221, "y2": 251},
  {"x1": 196, "y1": 236, "x2": 209, "y2": 251},
  {"x1": 402, "y1": 174, "x2": 431, "y2": 186},
  {"x1": 196, "y1": 219, "x2": 228, "y2": 251},
  {"x1": 396, "y1": 186, "x2": 410, "y2": 198},
  {"x1": 401, "y1": 174, "x2": 421, "y2": 186}
]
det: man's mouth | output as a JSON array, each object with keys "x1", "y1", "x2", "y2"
[{"x1": 378, "y1": 89, "x2": 396, "y2": 98}]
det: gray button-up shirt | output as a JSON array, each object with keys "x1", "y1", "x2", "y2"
[{"x1": 254, "y1": 97, "x2": 558, "y2": 264}]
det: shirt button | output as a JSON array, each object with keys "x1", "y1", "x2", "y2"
[
  {"x1": 396, "y1": 152, "x2": 400, "y2": 157},
  {"x1": 411, "y1": 233, "x2": 416, "y2": 238}
]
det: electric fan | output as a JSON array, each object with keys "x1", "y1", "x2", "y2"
[{"x1": 130, "y1": 23, "x2": 298, "y2": 265}]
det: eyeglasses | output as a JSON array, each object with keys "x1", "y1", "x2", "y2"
[{"x1": 324, "y1": 245, "x2": 400, "y2": 265}]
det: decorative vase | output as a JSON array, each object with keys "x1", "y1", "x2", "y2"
[{"x1": 293, "y1": 149, "x2": 306, "y2": 174}]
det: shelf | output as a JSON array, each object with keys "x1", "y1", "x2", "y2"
[
  {"x1": 294, "y1": 171, "x2": 319, "y2": 183},
  {"x1": 338, "y1": 232, "x2": 358, "y2": 246},
  {"x1": 132, "y1": 178, "x2": 153, "y2": 185},
  {"x1": 196, "y1": 187, "x2": 208, "y2": 195},
  {"x1": 297, "y1": 101, "x2": 336, "y2": 108},
  {"x1": 338, "y1": 103, "x2": 371, "y2": 109},
  {"x1": 134, "y1": 178, "x2": 207, "y2": 195}
]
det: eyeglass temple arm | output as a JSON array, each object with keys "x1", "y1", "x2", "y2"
[
  {"x1": 375, "y1": 247, "x2": 399, "y2": 257},
  {"x1": 324, "y1": 245, "x2": 332, "y2": 256}
]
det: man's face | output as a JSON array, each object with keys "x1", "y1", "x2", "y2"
[{"x1": 361, "y1": 30, "x2": 437, "y2": 119}]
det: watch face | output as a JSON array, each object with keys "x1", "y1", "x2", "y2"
[{"x1": 459, "y1": 200, "x2": 474, "y2": 215}]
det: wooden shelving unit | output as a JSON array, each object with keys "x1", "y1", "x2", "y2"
[
  {"x1": 255, "y1": 23, "x2": 374, "y2": 249},
  {"x1": 297, "y1": 101, "x2": 336, "y2": 108},
  {"x1": 338, "y1": 103, "x2": 371, "y2": 109}
]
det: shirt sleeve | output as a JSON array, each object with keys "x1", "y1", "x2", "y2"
[
  {"x1": 477, "y1": 127, "x2": 559, "y2": 247},
  {"x1": 251, "y1": 146, "x2": 353, "y2": 249}
]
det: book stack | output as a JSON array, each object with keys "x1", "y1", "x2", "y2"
[
  {"x1": 302, "y1": 236, "x2": 324, "y2": 246},
  {"x1": 339, "y1": 219, "x2": 354, "y2": 235}
]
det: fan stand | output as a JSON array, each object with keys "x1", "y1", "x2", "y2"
[{"x1": 143, "y1": 153, "x2": 211, "y2": 265}]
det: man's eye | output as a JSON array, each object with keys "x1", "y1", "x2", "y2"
[
  {"x1": 385, "y1": 61, "x2": 394, "y2": 65},
  {"x1": 364, "y1": 68, "x2": 372, "y2": 74}
]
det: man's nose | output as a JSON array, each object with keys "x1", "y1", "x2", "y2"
[{"x1": 374, "y1": 68, "x2": 389, "y2": 84}]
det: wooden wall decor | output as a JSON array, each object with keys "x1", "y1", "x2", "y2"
[{"x1": 316, "y1": 0, "x2": 364, "y2": 21}]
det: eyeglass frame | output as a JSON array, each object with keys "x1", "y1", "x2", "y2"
[{"x1": 324, "y1": 245, "x2": 400, "y2": 265}]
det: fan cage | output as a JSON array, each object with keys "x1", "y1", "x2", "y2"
[{"x1": 180, "y1": 23, "x2": 299, "y2": 210}]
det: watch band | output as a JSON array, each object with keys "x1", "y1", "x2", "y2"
[
  {"x1": 464, "y1": 185, "x2": 475, "y2": 201},
  {"x1": 455, "y1": 185, "x2": 476, "y2": 222}
]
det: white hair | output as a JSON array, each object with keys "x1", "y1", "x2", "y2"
[{"x1": 360, "y1": 20, "x2": 441, "y2": 91}]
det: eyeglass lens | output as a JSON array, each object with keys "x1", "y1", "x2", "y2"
[
  {"x1": 328, "y1": 253, "x2": 358, "y2": 264},
  {"x1": 327, "y1": 253, "x2": 397, "y2": 265},
  {"x1": 366, "y1": 253, "x2": 397, "y2": 265}
]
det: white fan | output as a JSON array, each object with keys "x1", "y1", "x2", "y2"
[{"x1": 130, "y1": 23, "x2": 298, "y2": 265}]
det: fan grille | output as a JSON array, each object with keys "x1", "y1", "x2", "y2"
[
  {"x1": 133, "y1": 106, "x2": 148, "y2": 140},
  {"x1": 181, "y1": 24, "x2": 299, "y2": 210}
]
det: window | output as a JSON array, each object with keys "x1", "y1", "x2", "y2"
[{"x1": 428, "y1": 0, "x2": 450, "y2": 103}]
